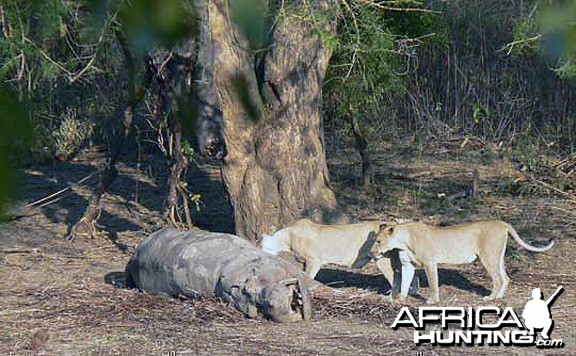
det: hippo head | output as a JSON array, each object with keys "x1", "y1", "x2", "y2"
[
  {"x1": 229, "y1": 276, "x2": 311, "y2": 322},
  {"x1": 256, "y1": 278, "x2": 312, "y2": 323}
]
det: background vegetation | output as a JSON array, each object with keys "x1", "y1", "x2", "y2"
[
  {"x1": 325, "y1": 0, "x2": 576, "y2": 147},
  {"x1": 1, "y1": 0, "x2": 575, "y2": 218}
]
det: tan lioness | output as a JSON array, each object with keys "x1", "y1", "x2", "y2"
[
  {"x1": 370, "y1": 221, "x2": 554, "y2": 303},
  {"x1": 261, "y1": 219, "x2": 402, "y2": 289}
]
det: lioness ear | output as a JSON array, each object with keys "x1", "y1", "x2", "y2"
[{"x1": 386, "y1": 226, "x2": 395, "y2": 234}]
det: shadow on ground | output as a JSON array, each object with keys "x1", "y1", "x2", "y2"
[
  {"x1": 315, "y1": 267, "x2": 491, "y2": 299},
  {"x1": 15, "y1": 153, "x2": 236, "y2": 243},
  {"x1": 316, "y1": 268, "x2": 392, "y2": 294},
  {"x1": 419, "y1": 268, "x2": 492, "y2": 297}
]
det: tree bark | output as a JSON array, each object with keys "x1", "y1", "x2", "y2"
[
  {"x1": 207, "y1": 0, "x2": 345, "y2": 241},
  {"x1": 350, "y1": 115, "x2": 373, "y2": 189}
]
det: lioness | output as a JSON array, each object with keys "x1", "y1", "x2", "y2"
[
  {"x1": 261, "y1": 219, "x2": 418, "y2": 294},
  {"x1": 370, "y1": 221, "x2": 554, "y2": 303}
]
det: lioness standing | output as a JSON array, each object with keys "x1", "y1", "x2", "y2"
[
  {"x1": 261, "y1": 219, "x2": 415, "y2": 293},
  {"x1": 370, "y1": 221, "x2": 554, "y2": 303}
]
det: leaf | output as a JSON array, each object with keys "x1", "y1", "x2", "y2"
[{"x1": 0, "y1": 86, "x2": 32, "y2": 221}]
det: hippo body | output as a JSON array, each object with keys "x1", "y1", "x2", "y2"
[{"x1": 125, "y1": 228, "x2": 312, "y2": 322}]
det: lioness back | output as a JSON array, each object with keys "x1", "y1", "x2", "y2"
[
  {"x1": 267, "y1": 219, "x2": 382, "y2": 268},
  {"x1": 404, "y1": 221, "x2": 509, "y2": 265}
]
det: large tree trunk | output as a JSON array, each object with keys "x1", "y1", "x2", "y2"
[{"x1": 207, "y1": 1, "x2": 345, "y2": 241}]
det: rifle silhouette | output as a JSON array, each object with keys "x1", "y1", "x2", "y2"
[{"x1": 546, "y1": 286, "x2": 564, "y2": 307}]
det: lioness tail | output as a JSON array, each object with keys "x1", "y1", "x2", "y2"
[{"x1": 505, "y1": 223, "x2": 554, "y2": 252}]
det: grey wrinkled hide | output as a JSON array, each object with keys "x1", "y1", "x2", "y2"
[{"x1": 125, "y1": 228, "x2": 312, "y2": 322}]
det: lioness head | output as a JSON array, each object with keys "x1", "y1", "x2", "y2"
[{"x1": 370, "y1": 223, "x2": 396, "y2": 259}]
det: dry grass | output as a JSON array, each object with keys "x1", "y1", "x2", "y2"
[{"x1": 1, "y1": 139, "x2": 575, "y2": 355}]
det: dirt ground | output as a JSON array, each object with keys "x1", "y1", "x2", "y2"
[{"x1": 1, "y1": 137, "x2": 575, "y2": 355}]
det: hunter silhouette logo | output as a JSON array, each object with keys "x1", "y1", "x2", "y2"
[
  {"x1": 522, "y1": 286, "x2": 563, "y2": 340},
  {"x1": 391, "y1": 286, "x2": 565, "y2": 348}
]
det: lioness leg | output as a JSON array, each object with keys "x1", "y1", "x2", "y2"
[
  {"x1": 480, "y1": 245, "x2": 508, "y2": 300},
  {"x1": 497, "y1": 273, "x2": 510, "y2": 299},
  {"x1": 481, "y1": 264, "x2": 500, "y2": 300},
  {"x1": 399, "y1": 254, "x2": 415, "y2": 299},
  {"x1": 423, "y1": 262, "x2": 439, "y2": 304},
  {"x1": 379, "y1": 251, "x2": 419, "y2": 297},
  {"x1": 496, "y1": 247, "x2": 510, "y2": 299},
  {"x1": 375, "y1": 257, "x2": 395, "y2": 292}
]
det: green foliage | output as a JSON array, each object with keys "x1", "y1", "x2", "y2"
[
  {"x1": 322, "y1": 0, "x2": 576, "y2": 148},
  {"x1": 229, "y1": 0, "x2": 268, "y2": 51},
  {"x1": 511, "y1": 16, "x2": 540, "y2": 56},
  {"x1": 87, "y1": 0, "x2": 197, "y2": 58},
  {"x1": 1, "y1": 1, "x2": 95, "y2": 215},
  {"x1": 324, "y1": 1, "x2": 438, "y2": 141},
  {"x1": 472, "y1": 103, "x2": 489, "y2": 125},
  {"x1": 0, "y1": 86, "x2": 31, "y2": 220},
  {"x1": 1, "y1": 0, "x2": 120, "y2": 165},
  {"x1": 513, "y1": 0, "x2": 576, "y2": 78},
  {"x1": 53, "y1": 109, "x2": 94, "y2": 159},
  {"x1": 325, "y1": 5, "x2": 398, "y2": 118},
  {"x1": 181, "y1": 139, "x2": 194, "y2": 157},
  {"x1": 1, "y1": 1, "x2": 70, "y2": 88},
  {"x1": 306, "y1": 3, "x2": 341, "y2": 51}
]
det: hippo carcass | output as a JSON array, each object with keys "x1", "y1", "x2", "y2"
[{"x1": 125, "y1": 228, "x2": 312, "y2": 322}]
